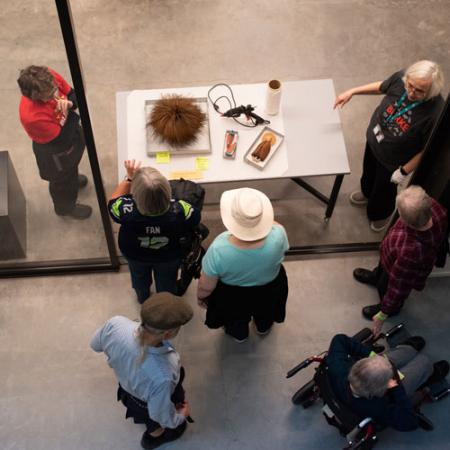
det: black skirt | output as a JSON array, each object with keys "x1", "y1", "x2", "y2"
[
  {"x1": 117, "y1": 366, "x2": 186, "y2": 432},
  {"x1": 205, "y1": 264, "x2": 288, "y2": 329}
]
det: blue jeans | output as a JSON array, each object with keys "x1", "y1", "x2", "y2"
[{"x1": 125, "y1": 257, "x2": 181, "y2": 303}]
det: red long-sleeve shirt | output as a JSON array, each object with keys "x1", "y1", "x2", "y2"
[
  {"x1": 380, "y1": 199, "x2": 448, "y2": 315},
  {"x1": 19, "y1": 68, "x2": 72, "y2": 144}
]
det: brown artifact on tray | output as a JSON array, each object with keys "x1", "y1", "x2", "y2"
[
  {"x1": 251, "y1": 132, "x2": 276, "y2": 162},
  {"x1": 147, "y1": 95, "x2": 206, "y2": 147}
]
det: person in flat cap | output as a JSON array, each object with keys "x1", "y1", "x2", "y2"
[
  {"x1": 90, "y1": 292, "x2": 193, "y2": 450},
  {"x1": 197, "y1": 187, "x2": 290, "y2": 342}
]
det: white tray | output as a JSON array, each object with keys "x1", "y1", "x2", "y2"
[
  {"x1": 145, "y1": 97, "x2": 211, "y2": 156},
  {"x1": 243, "y1": 126, "x2": 284, "y2": 170}
]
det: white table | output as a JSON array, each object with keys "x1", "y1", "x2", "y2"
[{"x1": 116, "y1": 80, "x2": 349, "y2": 219}]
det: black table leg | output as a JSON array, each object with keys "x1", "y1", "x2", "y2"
[{"x1": 324, "y1": 174, "x2": 344, "y2": 221}]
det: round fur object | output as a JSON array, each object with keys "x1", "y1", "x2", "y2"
[{"x1": 148, "y1": 95, "x2": 206, "y2": 147}]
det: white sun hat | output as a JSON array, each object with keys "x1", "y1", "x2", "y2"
[{"x1": 220, "y1": 188, "x2": 274, "y2": 241}]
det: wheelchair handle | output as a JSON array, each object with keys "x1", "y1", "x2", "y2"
[
  {"x1": 433, "y1": 387, "x2": 450, "y2": 401},
  {"x1": 286, "y1": 358, "x2": 312, "y2": 378},
  {"x1": 286, "y1": 356, "x2": 325, "y2": 378},
  {"x1": 383, "y1": 322, "x2": 405, "y2": 339}
]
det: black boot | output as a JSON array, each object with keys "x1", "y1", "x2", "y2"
[
  {"x1": 141, "y1": 421, "x2": 187, "y2": 450},
  {"x1": 78, "y1": 174, "x2": 88, "y2": 189},
  {"x1": 353, "y1": 268, "x2": 377, "y2": 286},
  {"x1": 56, "y1": 204, "x2": 92, "y2": 220}
]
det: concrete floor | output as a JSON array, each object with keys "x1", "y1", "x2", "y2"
[
  {"x1": 1, "y1": 1, "x2": 450, "y2": 450},
  {"x1": 1, "y1": 254, "x2": 449, "y2": 450}
]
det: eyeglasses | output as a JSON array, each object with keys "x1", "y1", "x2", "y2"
[{"x1": 406, "y1": 80, "x2": 428, "y2": 96}]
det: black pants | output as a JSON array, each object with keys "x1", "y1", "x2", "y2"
[
  {"x1": 369, "y1": 263, "x2": 405, "y2": 313},
  {"x1": 49, "y1": 166, "x2": 79, "y2": 214},
  {"x1": 205, "y1": 265, "x2": 289, "y2": 341},
  {"x1": 360, "y1": 142, "x2": 397, "y2": 221},
  {"x1": 370, "y1": 263, "x2": 389, "y2": 301},
  {"x1": 32, "y1": 121, "x2": 85, "y2": 215},
  {"x1": 117, "y1": 366, "x2": 186, "y2": 433}
]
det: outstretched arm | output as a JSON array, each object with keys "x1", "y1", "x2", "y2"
[
  {"x1": 334, "y1": 81, "x2": 383, "y2": 109},
  {"x1": 109, "y1": 159, "x2": 141, "y2": 201}
]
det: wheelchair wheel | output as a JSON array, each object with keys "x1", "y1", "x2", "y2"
[
  {"x1": 300, "y1": 398, "x2": 316, "y2": 409},
  {"x1": 292, "y1": 379, "x2": 316, "y2": 405},
  {"x1": 353, "y1": 437, "x2": 376, "y2": 450}
]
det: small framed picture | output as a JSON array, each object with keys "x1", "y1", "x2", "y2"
[{"x1": 244, "y1": 126, "x2": 284, "y2": 170}]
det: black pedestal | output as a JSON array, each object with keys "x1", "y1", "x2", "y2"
[{"x1": 0, "y1": 151, "x2": 26, "y2": 259}]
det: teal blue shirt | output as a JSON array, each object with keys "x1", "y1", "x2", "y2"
[{"x1": 202, "y1": 225, "x2": 289, "y2": 286}]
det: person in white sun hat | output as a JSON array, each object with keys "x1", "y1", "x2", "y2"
[{"x1": 197, "y1": 187, "x2": 289, "y2": 342}]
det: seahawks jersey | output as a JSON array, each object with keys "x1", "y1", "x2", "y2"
[{"x1": 108, "y1": 195, "x2": 200, "y2": 262}]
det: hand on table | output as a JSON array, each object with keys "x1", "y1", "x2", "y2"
[
  {"x1": 124, "y1": 159, "x2": 142, "y2": 181},
  {"x1": 333, "y1": 90, "x2": 353, "y2": 109}
]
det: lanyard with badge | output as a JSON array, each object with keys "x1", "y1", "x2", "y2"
[{"x1": 372, "y1": 91, "x2": 422, "y2": 143}]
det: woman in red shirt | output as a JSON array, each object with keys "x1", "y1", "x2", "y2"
[{"x1": 18, "y1": 65, "x2": 91, "y2": 219}]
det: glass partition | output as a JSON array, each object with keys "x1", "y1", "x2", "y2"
[
  {"x1": 0, "y1": 1, "x2": 117, "y2": 275},
  {"x1": 68, "y1": 1, "x2": 444, "y2": 256},
  {"x1": 2, "y1": 0, "x2": 449, "y2": 275}
]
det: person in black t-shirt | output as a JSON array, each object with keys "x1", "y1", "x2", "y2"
[
  {"x1": 334, "y1": 60, "x2": 444, "y2": 232},
  {"x1": 108, "y1": 160, "x2": 200, "y2": 303}
]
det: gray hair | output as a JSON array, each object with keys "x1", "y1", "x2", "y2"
[
  {"x1": 17, "y1": 65, "x2": 55, "y2": 101},
  {"x1": 403, "y1": 60, "x2": 444, "y2": 100},
  {"x1": 348, "y1": 356, "x2": 393, "y2": 398},
  {"x1": 396, "y1": 185, "x2": 432, "y2": 229},
  {"x1": 131, "y1": 167, "x2": 171, "y2": 216}
]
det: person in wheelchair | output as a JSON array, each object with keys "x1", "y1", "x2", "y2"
[{"x1": 326, "y1": 333, "x2": 449, "y2": 431}]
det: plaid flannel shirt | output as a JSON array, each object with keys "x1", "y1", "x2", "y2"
[{"x1": 380, "y1": 199, "x2": 448, "y2": 315}]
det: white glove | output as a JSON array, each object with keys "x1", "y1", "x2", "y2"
[{"x1": 390, "y1": 167, "x2": 407, "y2": 185}]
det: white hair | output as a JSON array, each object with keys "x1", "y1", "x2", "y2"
[
  {"x1": 396, "y1": 185, "x2": 432, "y2": 229},
  {"x1": 131, "y1": 167, "x2": 171, "y2": 216},
  {"x1": 403, "y1": 60, "x2": 444, "y2": 100},
  {"x1": 348, "y1": 356, "x2": 393, "y2": 398},
  {"x1": 136, "y1": 324, "x2": 167, "y2": 364}
]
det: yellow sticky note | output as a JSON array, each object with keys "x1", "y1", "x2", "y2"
[
  {"x1": 156, "y1": 152, "x2": 171, "y2": 164},
  {"x1": 195, "y1": 157, "x2": 209, "y2": 171},
  {"x1": 169, "y1": 170, "x2": 203, "y2": 180}
]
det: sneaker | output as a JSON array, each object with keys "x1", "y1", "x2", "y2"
[
  {"x1": 56, "y1": 204, "x2": 92, "y2": 220},
  {"x1": 370, "y1": 219, "x2": 389, "y2": 232},
  {"x1": 362, "y1": 304, "x2": 381, "y2": 320},
  {"x1": 353, "y1": 268, "x2": 377, "y2": 286},
  {"x1": 349, "y1": 191, "x2": 368, "y2": 206},
  {"x1": 398, "y1": 336, "x2": 426, "y2": 352},
  {"x1": 78, "y1": 174, "x2": 88, "y2": 189},
  {"x1": 141, "y1": 422, "x2": 187, "y2": 450},
  {"x1": 255, "y1": 326, "x2": 272, "y2": 336},
  {"x1": 362, "y1": 304, "x2": 400, "y2": 320},
  {"x1": 224, "y1": 326, "x2": 248, "y2": 343},
  {"x1": 424, "y1": 360, "x2": 450, "y2": 386}
]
